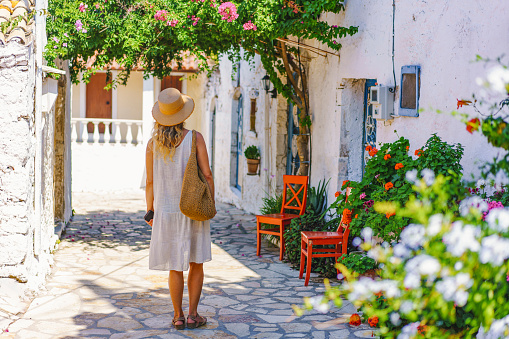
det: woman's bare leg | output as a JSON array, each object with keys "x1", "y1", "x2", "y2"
[
  {"x1": 187, "y1": 262, "x2": 204, "y2": 322},
  {"x1": 169, "y1": 270, "x2": 185, "y2": 325}
]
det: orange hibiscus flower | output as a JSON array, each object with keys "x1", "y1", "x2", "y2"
[
  {"x1": 384, "y1": 154, "x2": 391, "y2": 160},
  {"x1": 365, "y1": 145, "x2": 372, "y2": 152},
  {"x1": 335, "y1": 191, "x2": 341, "y2": 197},
  {"x1": 466, "y1": 118, "x2": 481, "y2": 134},
  {"x1": 386, "y1": 211, "x2": 395, "y2": 218},
  {"x1": 354, "y1": 214, "x2": 358, "y2": 219},
  {"x1": 342, "y1": 180, "x2": 349, "y2": 187},
  {"x1": 385, "y1": 182, "x2": 394, "y2": 190},
  {"x1": 349, "y1": 314, "x2": 361, "y2": 326},
  {"x1": 368, "y1": 316, "x2": 379, "y2": 327},
  {"x1": 369, "y1": 148, "x2": 378, "y2": 156},
  {"x1": 395, "y1": 163, "x2": 404, "y2": 170},
  {"x1": 415, "y1": 149, "x2": 423, "y2": 157}
]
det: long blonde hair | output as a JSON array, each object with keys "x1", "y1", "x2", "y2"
[{"x1": 152, "y1": 122, "x2": 185, "y2": 161}]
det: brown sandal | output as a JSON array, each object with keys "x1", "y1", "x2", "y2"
[
  {"x1": 172, "y1": 316, "x2": 186, "y2": 330},
  {"x1": 187, "y1": 314, "x2": 207, "y2": 329}
]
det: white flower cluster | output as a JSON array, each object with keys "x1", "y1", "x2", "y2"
[
  {"x1": 442, "y1": 221, "x2": 481, "y2": 257},
  {"x1": 477, "y1": 315, "x2": 509, "y2": 339},
  {"x1": 486, "y1": 208, "x2": 509, "y2": 232},
  {"x1": 405, "y1": 169, "x2": 435, "y2": 186},
  {"x1": 435, "y1": 273, "x2": 473, "y2": 307},
  {"x1": 307, "y1": 296, "x2": 331, "y2": 314},
  {"x1": 403, "y1": 254, "x2": 441, "y2": 289},
  {"x1": 397, "y1": 322, "x2": 419, "y2": 339},
  {"x1": 459, "y1": 197, "x2": 489, "y2": 216},
  {"x1": 346, "y1": 277, "x2": 400, "y2": 302},
  {"x1": 400, "y1": 224, "x2": 425, "y2": 249},
  {"x1": 479, "y1": 234, "x2": 509, "y2": 266}
]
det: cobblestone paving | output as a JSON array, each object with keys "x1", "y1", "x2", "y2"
[{"x1": 3, "y1": 190, "x2": 376, "y2": 339}]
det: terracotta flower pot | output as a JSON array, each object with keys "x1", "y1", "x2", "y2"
[{"x1": 246, "y1": 158, "x2": 260, "y2": 175}]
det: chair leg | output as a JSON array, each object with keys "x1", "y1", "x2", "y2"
[
  {"x1": 305, "y1": 244, "x2": 313, "y2": 286},
  {"x1": 279, "y1": 226, "x2": 285, "y2": 261},
  {"x1": 299, "y1": 239, "x2": 305, "y2": 279},
  {"x1": 256, "y1": 219, "x2": 261, "y2": 256}
]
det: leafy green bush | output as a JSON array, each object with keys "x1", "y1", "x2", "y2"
[
  {"x1": 328, "y1": 134, "x2": 464, "y2": 243},
  {"x1": 244, "y1": 145, "x2": 260, "y2": 160},
  {"x1": 260, "y1": 193, "x2": 282, "y2": 215},
  {"x1": 338, "y1": 252, "x2": 378, "y2": 274}
]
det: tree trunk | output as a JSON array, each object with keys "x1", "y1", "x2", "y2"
[{"x1": 279, "y1": 41, "x2": 310, "y2": 176}]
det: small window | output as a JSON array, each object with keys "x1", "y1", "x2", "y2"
[{"x1": 399, "y1": 65, "x2": 421, "y2": 117}]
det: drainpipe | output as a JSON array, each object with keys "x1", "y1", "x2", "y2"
[{"x1": 264, "y1": 87, "x2": 270, "y2": 195}]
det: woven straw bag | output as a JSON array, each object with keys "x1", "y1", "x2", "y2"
[{"x1": 180, "y1": 130, "x2": 217, "y2": 221}]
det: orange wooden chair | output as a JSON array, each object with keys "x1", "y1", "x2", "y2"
[
  {"x1": 256, "y1": 175, "x2": 309, "y2": 261},
  {"x1": 299, "y1": 188, "x2": 352, "y2": 286}
]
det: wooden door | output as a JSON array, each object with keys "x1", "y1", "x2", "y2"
[
  {"x1": 161, "y1": 75, "x2": 183, "y2": 92},
  {"x1": 86, "y1": 73, "x2": 112, "y2": 133}
]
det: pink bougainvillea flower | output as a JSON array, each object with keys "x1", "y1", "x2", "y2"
[
  {"x1": 64, "y1": 33, "x2": 69, "y2": 37},
  {"x1": 62, "y1": 43, "x2": 68, "y2": 47},
  {"x1": 75, "y1": 19, "x2": 83, "y2": 31},
  {"x1": 79, "y1": 2, "x2": 88, "y2": 12},
  {"x1": 360, "y1": 192, "x2": 366, "y2": 199},
  {"x1": 53, "y1": 45, "x2": 58, "y2": 49},
  {"x1": 52, "y1": 37, "x2": 59, "y2": 43},
  {"x1": 218, "y1": 2, "x2": 239, "y2": 22},
  {"x1": 154, "y1": 10, "x2": 167, "y2": 21},
  {"x1": 243, "y1": 20, "x2": 257, "y2": 31},
  {"x1": 166, "y1": 19, "x2": 178, "y2": 27},
  {"x1": 82, "y1": 29, "x2": 88, "y2": 33},
  {"x1": 95, "y1": 3, "x2": 100, "y2": 9}
]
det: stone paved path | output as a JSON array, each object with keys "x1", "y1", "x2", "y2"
[{"x1": 2, "y1": 190, "x2": 376, "y2": 339}]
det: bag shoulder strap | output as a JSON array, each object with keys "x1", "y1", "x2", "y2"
[{"x1": 191, "y1": 130, "x2": 197, "y2": 154}]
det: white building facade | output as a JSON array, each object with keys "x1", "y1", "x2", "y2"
[{"x1": 202, "y1": 0, "x2": 509, "y2": 214}]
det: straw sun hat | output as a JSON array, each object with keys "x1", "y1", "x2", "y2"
[{"x1": 152, "y1": 88, "x2": 195, "y2": 126}]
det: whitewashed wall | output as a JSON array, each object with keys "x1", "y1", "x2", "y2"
[
  {"x1": 307, "y1": 0, "x2": 509, "y2": 204},
  {"x1": 207, "y1": 0, "x2": 509, "y2": 214}
]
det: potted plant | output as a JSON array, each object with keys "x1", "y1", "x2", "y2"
[{"x1": 244, "y1": 145, "x2": 260, "y2": 175}]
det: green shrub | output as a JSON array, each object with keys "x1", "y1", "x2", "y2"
[
  {"x1": 260, "y1": 193, "x2": 283, "y2": 215},
  {"x1": 328, "y1": 134, "x2": 464, "y2": 243},
  {"x1": 244, "y1": 145, "x2": 260, "y2": 159},
  {"x1": 338, "y1": 252, "x2": 378, "y2": 274}
]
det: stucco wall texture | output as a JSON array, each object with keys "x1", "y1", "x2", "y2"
[{"x1": 206, "y1": 0, "x2": 509, "y2": 214}]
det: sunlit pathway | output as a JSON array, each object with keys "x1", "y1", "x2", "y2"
[{"x1": 3, "y1": 191, "x2": 375, "y2": 339}]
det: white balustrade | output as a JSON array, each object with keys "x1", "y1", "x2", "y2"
[{"x1": 71, "y1": 118, "x2": 143, "y2": 145}]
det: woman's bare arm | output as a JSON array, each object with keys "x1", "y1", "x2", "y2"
[
  {"x1": 145, "y1": 138, "x2": 154, "y2": 226},
  {"x1": 196, "y1": 132, "x2": 215, "y2": 201}
]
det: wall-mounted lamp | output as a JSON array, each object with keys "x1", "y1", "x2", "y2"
[
  {"x1": 269, "y1": 88, "x2": 277, "y2": 98},
  {"x1": 261, "y1": 75, "x2": 271, "y2": 92}
]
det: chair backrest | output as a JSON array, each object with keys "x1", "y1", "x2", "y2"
[
  {"x1": 337, "y1": 187, "x2": 353, "y2": 233},
  {"x1": 280, "y1": 175, "x2": 309, "y2": 216}
]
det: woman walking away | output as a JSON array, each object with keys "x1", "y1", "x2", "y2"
[{"x1": 145, "y1": 88, "x2": 214, "y2": 330}]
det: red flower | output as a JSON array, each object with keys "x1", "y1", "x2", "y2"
[
  {"x1": 354, "y1": 214, "x2": 358, "y2": 219},
  {"x1": 369, "y1": 148, "x2": 378, "y2": 157},
  {"x1": 466, "y1": 118, "x2": 481, "y2": 134},
  {"x1": 384, "y1": 154, "x2": 391, "y2": 160},
  {"x1": 365, "y1": 145, "x2": 372, "y2": 152},
  {"x1": 342, "y1": 180, "x2": 349, "y2": 187},
  {"x1": 418, "y1": 324, "x2": 428, "y2": 335},
  {"x1": 457, "y1": 99, "x2": 472, "y2": 109},
  {"x1": 368, "y1": 316, "x2": 379, "y2": 327},
  {"x1": 406, "y1": 146, "x2": 409, "y2": 151},
  {"x1": 414, "y1": 149, "x2": 423, "y2": 157},
  {"x1": 335, "y1": 191, "x2": 341, "y2": 197},
  {"x1": 395, "y1": 163, "x2": 404, "y2": 170},
  {"x1": 386, "y1": 211, "x2": 395, "y2": 218},
  {"x1": 385, "y1": 182, "x2": 394, "y2": 190},
  {"x1": 349, "y1": 313, "x2": 361, "y2": 326}
]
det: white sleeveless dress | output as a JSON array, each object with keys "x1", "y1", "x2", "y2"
[{"x1": 149, "y1": 131, "x2": 212, "y2": 271}]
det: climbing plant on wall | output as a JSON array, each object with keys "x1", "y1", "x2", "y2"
[{"x1": 45, "y1": 0, "x2": 358, "y2": 175}]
